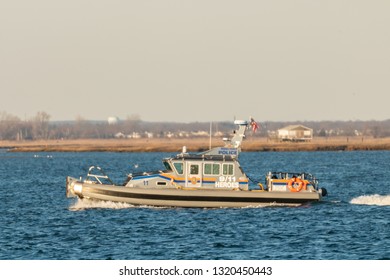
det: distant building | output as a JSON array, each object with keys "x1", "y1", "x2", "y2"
[
  {"x1": 129, "y1": 132, "x2": 141, "y2": 139},
  {"x1": 114, "y1": 132, "x2": 125, "y2": 138},
  {"x1": 108, "y1": 116, "x2": 120, "y2": 125},
  {"x1": 277, "y1": 125, "x2": 313, "y2": 142},
  {"x1": 145, "y1": 131, "x2": 154, "y2": 138}
]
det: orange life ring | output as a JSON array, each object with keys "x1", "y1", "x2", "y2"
[
  {"x1": 190, "y1": 177, "x2": 197, "y2": 185},
  {"x1": 287, "y1": 177, "x2": 307, "y2": 192}
]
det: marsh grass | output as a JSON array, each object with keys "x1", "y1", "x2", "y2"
[{"x1": 2, "y1": 136, "x2": 390, "y2": 152}]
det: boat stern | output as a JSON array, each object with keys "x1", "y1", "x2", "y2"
[
  {"x1": 318, "y1": 187, "x2": 328, "y2": 198},
  {"x1": 265, "y1": 171, "x2": 328, "y2": 201}
]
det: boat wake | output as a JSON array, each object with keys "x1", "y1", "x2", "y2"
[
  {"x1": 69, "y1": 199, "x2": 136, "y2": 211},
  {"x1": 350, "y1": 194, "x2": 390, "y2": 206},
  {"x1": 68, "y1": 198, "x2": 172, "y2": 211}
]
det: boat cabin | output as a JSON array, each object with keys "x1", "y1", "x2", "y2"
[
  {"x1": 124, "y1": 152, "x2": 250, "y2": 190},
  {"x1": 161, "y1": 154, "x2": 249, "y2": 190}
]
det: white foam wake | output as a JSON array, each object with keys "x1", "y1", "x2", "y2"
[
  {"x1": 69, "y1": 199, "x2": 136, "y2": 211},
  {"x1": 350, "y1": 194, "x2": 390, "y2": 206}
]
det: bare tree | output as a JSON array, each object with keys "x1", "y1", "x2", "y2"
[
  {"x1": 0, "y1": 111, "x2": 22, "y2": 140},
  {"x1": 31, "y1": 111, "x2": 51, "y2": 140}
]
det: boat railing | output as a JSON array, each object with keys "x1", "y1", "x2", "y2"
[
  {"x1": 86, "y1": 166, "x2": 115, "y2": 185},
  {"x1": 130, "y1": 170, "x2": 165, "y2": 177},
  {"x1": 267, "y1": 171, "x2": 319, "y2": 188},
  {"x1": 123, "y1": 169, "x2": 170, "y2": 186}
]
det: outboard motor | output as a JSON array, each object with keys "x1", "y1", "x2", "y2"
[{"x1": 319, "y1": 188, "x2": 328, "y2": 197}]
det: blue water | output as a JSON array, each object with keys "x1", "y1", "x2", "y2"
[{"x1": 1, "y1": 149, "x2": 389, "y2": 260}]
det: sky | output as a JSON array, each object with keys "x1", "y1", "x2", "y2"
[{"x1": 1, "y1": 0, "x2": 389, "y2": 123}]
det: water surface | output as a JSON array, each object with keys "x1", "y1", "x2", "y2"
[{"x1": 1, "y1": 150, "x2": 389, "y2": 259}]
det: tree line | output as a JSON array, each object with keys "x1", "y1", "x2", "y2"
[{"x1": 1, "y1": 111, "x2": 390, "y2": 141}]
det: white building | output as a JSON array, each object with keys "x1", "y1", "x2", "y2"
[
  {"x1": 107, "y1": 116, "x2": 120, "y2": 125},
  {"x1": 277, "y1": 125, "x2": 313, "y2": 142}
]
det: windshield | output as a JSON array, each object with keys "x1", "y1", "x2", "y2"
[{"x1": 163, "y1": 161, "x2": 173, "y2": 171}]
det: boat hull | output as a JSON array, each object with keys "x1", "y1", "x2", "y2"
[{"x1": 66, "y1": 177, "x2": 321, "y2": 208}]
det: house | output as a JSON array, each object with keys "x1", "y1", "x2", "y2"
[
  {"x1": 277, "y1": 125, "x2": 313, "y2": 142},
  {"x1": 107, "y1": 116, "x2": 120, "y2": 125},
  {"x1": 114, "y1": 132, "x2": 125, "y2": 138}
]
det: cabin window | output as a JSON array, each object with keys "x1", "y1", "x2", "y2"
[
  {"x1": 163, "y1": 161, "x2": 172, "y2": 171},
  {"x1": 173, "y1": 162, "x2": 183, "y2": 175},
  {"x1": 222, "y1": 163, "x2": 234, "y2": 175},
  {"x1": 204, "y1": 163, "x2": 220, "y2": 175},
  {"x1": 190, "y1": 164, "x2": 199, "y2": 175},
  {"x1": 157, "y1": 181, "x2": 167, "y2": 186}
]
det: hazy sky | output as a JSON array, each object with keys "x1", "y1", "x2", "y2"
[{"x1": 1, "y1": 0, "x2": 389, "y2": 122}]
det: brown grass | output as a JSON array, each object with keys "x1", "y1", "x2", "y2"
[
  {"x1": 242, "y1": 137, "x2": 390, "y2": 152},
  {"x1": 1, "y1": 136, "x2": 390, "y2": 152}
]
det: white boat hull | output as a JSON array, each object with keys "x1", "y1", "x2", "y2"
[{"x1": 66, "y1": 177, "x2": 322, "y2": 208}]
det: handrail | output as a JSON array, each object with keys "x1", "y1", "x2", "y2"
[{"x1": 86, "y1": 166, "x2": 115, "y2": 185}]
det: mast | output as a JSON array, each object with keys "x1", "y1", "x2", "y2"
[
  {"x1": 201, "y1": 120, "x2": 249, "y2": 158},
  {"x1": 229, "y1": 120, "x2": 249, "y2": 150}
]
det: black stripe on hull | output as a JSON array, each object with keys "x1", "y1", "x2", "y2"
[{"x1": 84, "y1": 187, "x2": 319, "y2": 204}]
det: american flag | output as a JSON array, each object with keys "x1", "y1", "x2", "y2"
[{"x1": 250, "y1": 117, "x2": 260, "y2": 132}]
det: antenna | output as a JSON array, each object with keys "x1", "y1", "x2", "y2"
[{"x1": 209, "y1": 122, "x2": 212, "y2": 150}]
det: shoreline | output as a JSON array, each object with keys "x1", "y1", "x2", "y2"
[{"x1": 2, "y1": 137, "x2": 390, "y2": 152}]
